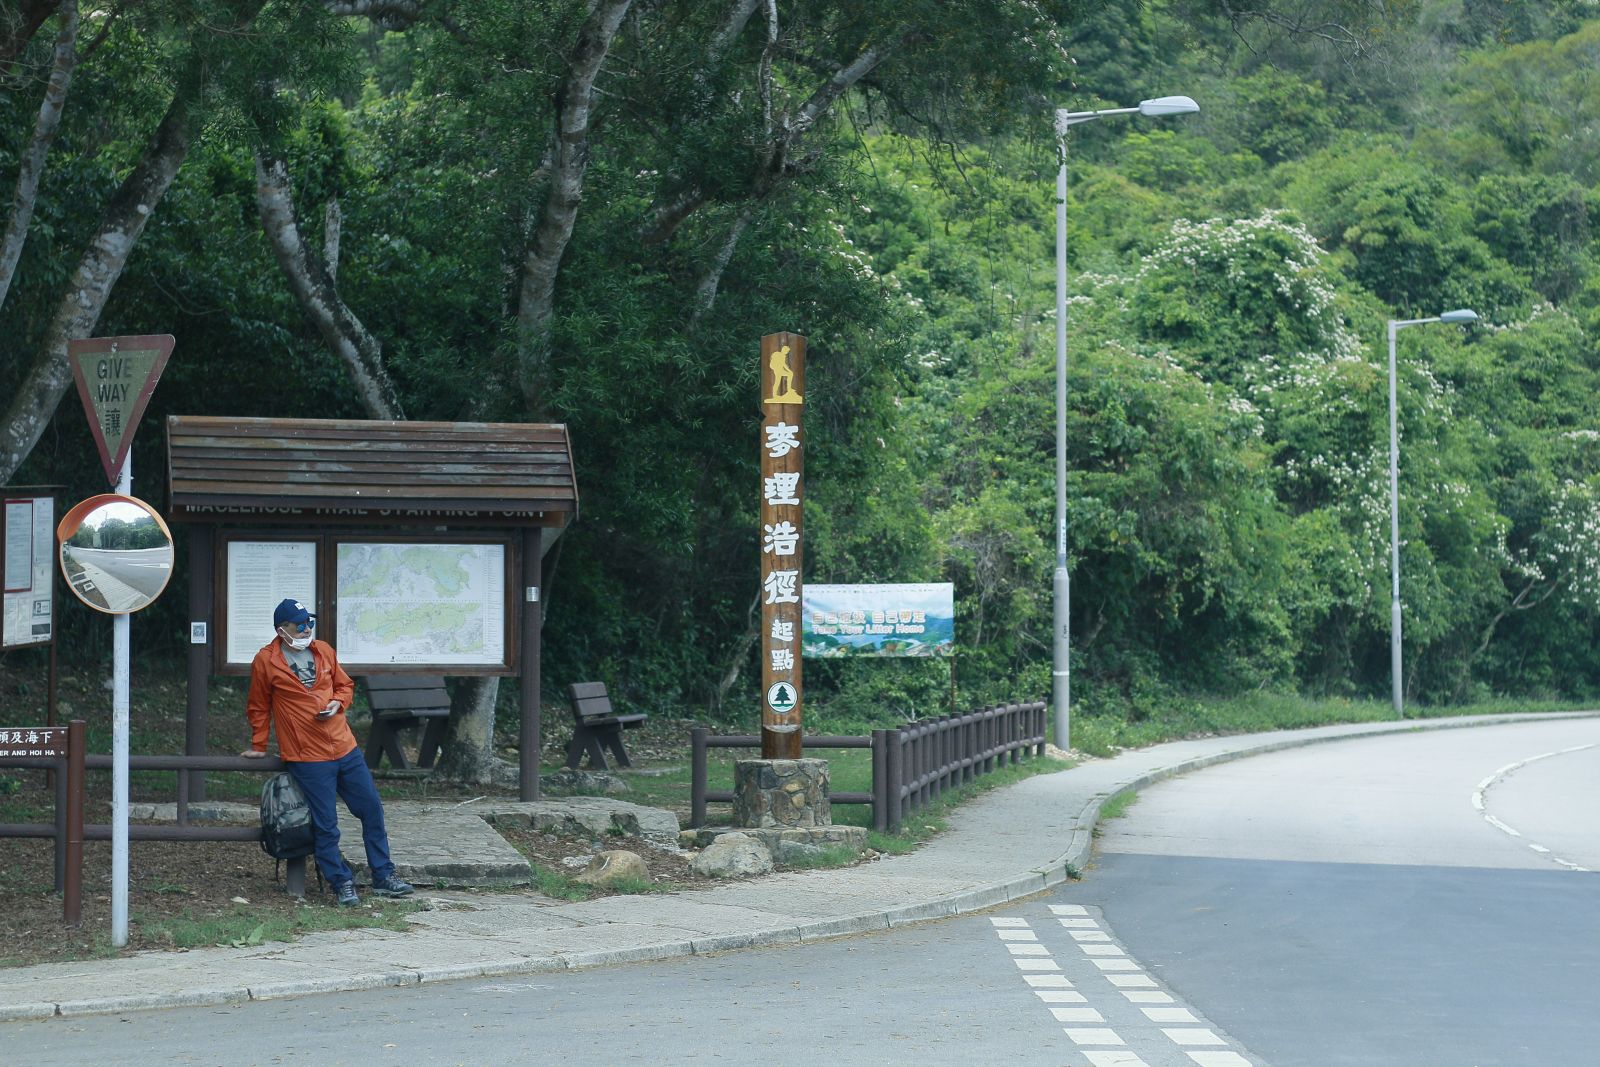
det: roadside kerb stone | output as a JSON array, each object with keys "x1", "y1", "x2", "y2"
[
  {"x1": 689, "y1": 926, "x2": 803, "y2": 955},
  {"x1": 0, "y1": 1002, "x2": 56, "y2": 1023},
  {"x1": 796, "y1": 912, "x2": 891, "y2": 941},
  {"x1": 556, "y1": 940, "x2": 698, "y2": 968},
  {"x1": 246, "y1": 971, "x2": 419, "y2": 1002},
  {"x1": 56, "y1": 988, "x2": 251, "y2": 1016}
]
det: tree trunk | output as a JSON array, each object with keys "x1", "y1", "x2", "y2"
[
  {"x1": 0, "y1": 0, "x2": 77, "y2": 315},
  {"x1": 434, "y1": 675, "x2": 506, "y2": 784},
  {"x1": 254, "y1": 151, "x2": 405, "y2": 420},
  {"x1": 0, "y1": 0, "x2": 62, "y2": 75},
  {"x1": 0, "y1": 91, "x2": 191, "y2": 485},
  {"x1": 514, "y1": 0, "x2": 633, "y2": 415}
]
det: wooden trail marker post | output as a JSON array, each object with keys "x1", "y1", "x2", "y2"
[
  {"x1": 759, "y1": 333, "x2": 805, "y2": 759},
  {"x1": 735, "y1": 333, "x2": 830, "y2": 830}
]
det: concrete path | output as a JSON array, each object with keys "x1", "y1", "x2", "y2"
[{"x1": 2, "y1": 711, "x2": 1592, "y2": 1023}]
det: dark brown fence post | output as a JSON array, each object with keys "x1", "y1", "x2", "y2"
[
  {"x1": 690, "y1": 727, "x2": 709, "y2": 829},
  {"x1": 53, "y1": 749, "x2": 66, "y2": 892},
  {"x1": 887, "y1": 726, "x2": 904, "y2": 831},
  {"x1": 871, "y1": 729, "x2": 888, "y2": 832},
  {"x1": 64, "y1": 720, "x2": 84, "y2": 927}
]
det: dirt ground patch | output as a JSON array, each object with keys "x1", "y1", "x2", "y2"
[
  {"x1": 0, "y1": 828, "x2": 383, "y2": 968},
  {"x1": 492, "y1": 825, "x2": 718, "y2": 893}
]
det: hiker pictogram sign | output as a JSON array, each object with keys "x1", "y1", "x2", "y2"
[{"x1": 67, "y1": 335, "x2": 175, "y2": 487}]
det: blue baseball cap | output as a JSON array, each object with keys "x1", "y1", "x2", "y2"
[{"x1": 273, "y1": 599, "x2": 316, "y2": 628}]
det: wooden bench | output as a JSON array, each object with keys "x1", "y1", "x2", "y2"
[
  {"x1": 565, "y1": 682, "x2": 646, "y2": 770},
  {"x1": 362, "y1": 676, "x2": 450, "y2": 771}
]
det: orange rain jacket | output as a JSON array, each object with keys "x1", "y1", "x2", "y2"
[{"x1": 246, "y1": 638, "x2": 358, "y2": 763}]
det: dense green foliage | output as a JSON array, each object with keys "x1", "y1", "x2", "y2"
[{"x1": 5, "y1": 2, "x2": 1600, "y2": 735}]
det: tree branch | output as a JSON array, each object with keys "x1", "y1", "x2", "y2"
[
  {"x1": 515, "y1": 0, "x2": 633, "y2": 414},
  {"x1": 0, "y1": 0, "x2": 62, "y2": 76},
  {"x1": 0, "y1": 0, "x2": 77, "y2": 316},
  {"x1": 0, "y1": 91, "x2": 192, "y2": 484},
  {"x1": 254, "y1": 150, "x2": 404, "y2": 420}
]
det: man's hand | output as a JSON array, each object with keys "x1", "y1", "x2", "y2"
[
  {"x1": 317, "y1": 700, "x2": 341, "y2": 719},
  {"x1": 240, "y1": 749, "x2": 268, "y2": 758}
]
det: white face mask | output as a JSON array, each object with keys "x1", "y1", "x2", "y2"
[{"x1": 279, "y1": 624, "x2": 313, "y2": 650}]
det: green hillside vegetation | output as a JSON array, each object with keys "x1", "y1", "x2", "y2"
[{"x1": 4, "y1": 2, "x2": 1600, "y2": 747}]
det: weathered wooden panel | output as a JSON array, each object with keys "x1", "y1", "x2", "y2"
[{"x1": 166, "y1": 415, "x2": 578, "y2": 523}]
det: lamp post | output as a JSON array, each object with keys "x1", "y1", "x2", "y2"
[
  {"x1": 1386, "y1": 308, "x2": 1478, "y2": 716},
  {"x1": 1052, "y1": 96, "x2": 1198, "y2": 752}
]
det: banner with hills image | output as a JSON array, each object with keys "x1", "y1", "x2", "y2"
[{"x1": 802, "y1": 583, "x2": 954, "y2": 658}]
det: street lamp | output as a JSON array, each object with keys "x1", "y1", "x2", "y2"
[
  {"x1": 1053, "y1": 95, "x2": 1198, "y2": 750},
  {"x1": 1387, "y1": 308, "x2": 1478, "y2": 716}
]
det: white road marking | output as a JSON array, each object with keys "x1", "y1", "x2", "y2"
[
  {"x1": 1050, "y1": 904, "x2": 1089, "y2": 915},
  {"x1": 1064, "y1": 1028, "x2": 1125, "y2": 1045},
  {"x1": 1092, "y1": 958, "x2": 1141, "y2": 971},
  {"x1": 1470, "y1": 743, "x2": 1595, "y2": 872},
  {"x1": 990, "y1": 906, "x2": 1258, "y2": 1064},
  {"x1": 1163, "y1": 1029, "x2": 1225, "y2": 1046}
]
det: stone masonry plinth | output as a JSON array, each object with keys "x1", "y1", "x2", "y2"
[{"x1": 732, "y1": 758, "x2": 831, "y2": 828}]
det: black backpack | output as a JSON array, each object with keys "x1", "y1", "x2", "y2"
[{"x1": 260, "y1": 771, "x2": 315, "y2": 860}]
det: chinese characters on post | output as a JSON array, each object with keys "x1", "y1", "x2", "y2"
[{"x1": 759, "y1": 333, "x2": 806, "y2": 758}]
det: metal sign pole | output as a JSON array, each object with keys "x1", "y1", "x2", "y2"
[{"x1": 111, "y1": 457, "x2": 130, "y2": 947}]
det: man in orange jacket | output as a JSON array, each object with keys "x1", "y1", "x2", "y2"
[{"x1": 242, "y1": 598, "x2": 412, "y2": 905}]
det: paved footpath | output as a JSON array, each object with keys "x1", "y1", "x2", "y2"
[{"x1": 3, "y1": 712, "x2": 1593, "y2": 1023}]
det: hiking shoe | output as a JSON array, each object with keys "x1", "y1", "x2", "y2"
[
  {"x1": 370, "y1": 874, "x2": 413, "y2": 898},
  {"x1": 334, "y1": 881, "x2": 360, "y2": 906}
]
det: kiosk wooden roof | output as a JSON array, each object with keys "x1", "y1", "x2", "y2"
[{"x1": 165, "y1": 416, "x2": 577, "y2": 525}]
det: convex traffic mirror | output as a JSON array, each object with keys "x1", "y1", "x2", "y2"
[{"x1": 57, "y1": 494, "x2": 174, "y2": 614}]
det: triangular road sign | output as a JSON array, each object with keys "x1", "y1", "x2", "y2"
[{"x1": 67, "y1": 335, "x2": 175, "y2": 487}]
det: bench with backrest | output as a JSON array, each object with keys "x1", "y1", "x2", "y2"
[
  {"x1": 565, "y1": 681, "x2": 647, "y2": 770},
  {"x1": 362, "y1": 675, "x2": 451, "y2": 771}
]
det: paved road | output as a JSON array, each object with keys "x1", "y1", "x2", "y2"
[
  {"x1": 8, "y1": 718, "x2": 1597, "y2": 1065},
  {"x1": 60, "y1": 545, "x2": 171, "y2": 610},
  {"x1": 1068, "y1": 716, "x2": 1600, "y2": 1066}
]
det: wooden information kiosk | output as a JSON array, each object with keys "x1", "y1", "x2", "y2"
[{"x1": 166, "y1": 416, "x2": 578, "y2": 800}]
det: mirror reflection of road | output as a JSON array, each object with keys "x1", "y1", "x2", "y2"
[{"x1": 59, "y1": 545, "x2": 172, "y2": 611}]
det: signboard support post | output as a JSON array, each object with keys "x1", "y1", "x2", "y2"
[
  {"x1": 65, "y1": 719, "x2": 85, "y2": 926},
  {"x1": 185, "y1": 525, "x2": 212, "y2": 803},
  {"x1": 519, "y1": 526, "x2": 543, "y2": 801},
  {"x1": 111, "y1": 460, "x2": 131, "y2": 947}
]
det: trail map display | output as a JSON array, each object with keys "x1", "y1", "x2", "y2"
[
  {"x1": 335, "y1": 543, "x2": 506, "y2": 666},
  {"x1": 225, "y1": 541, "x2": 317, "y2": 665},
  {"x1": 2, "y1": 495, "x2": 54, "y2": 648}
]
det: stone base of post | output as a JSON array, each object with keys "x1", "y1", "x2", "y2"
[{"x1": 732, "y1": 758, "x2": 831, "y2": 828}]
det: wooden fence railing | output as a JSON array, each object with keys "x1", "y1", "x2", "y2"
[{"x1": 690, "y1": 701, "x2": 1047, "y2": 833}]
